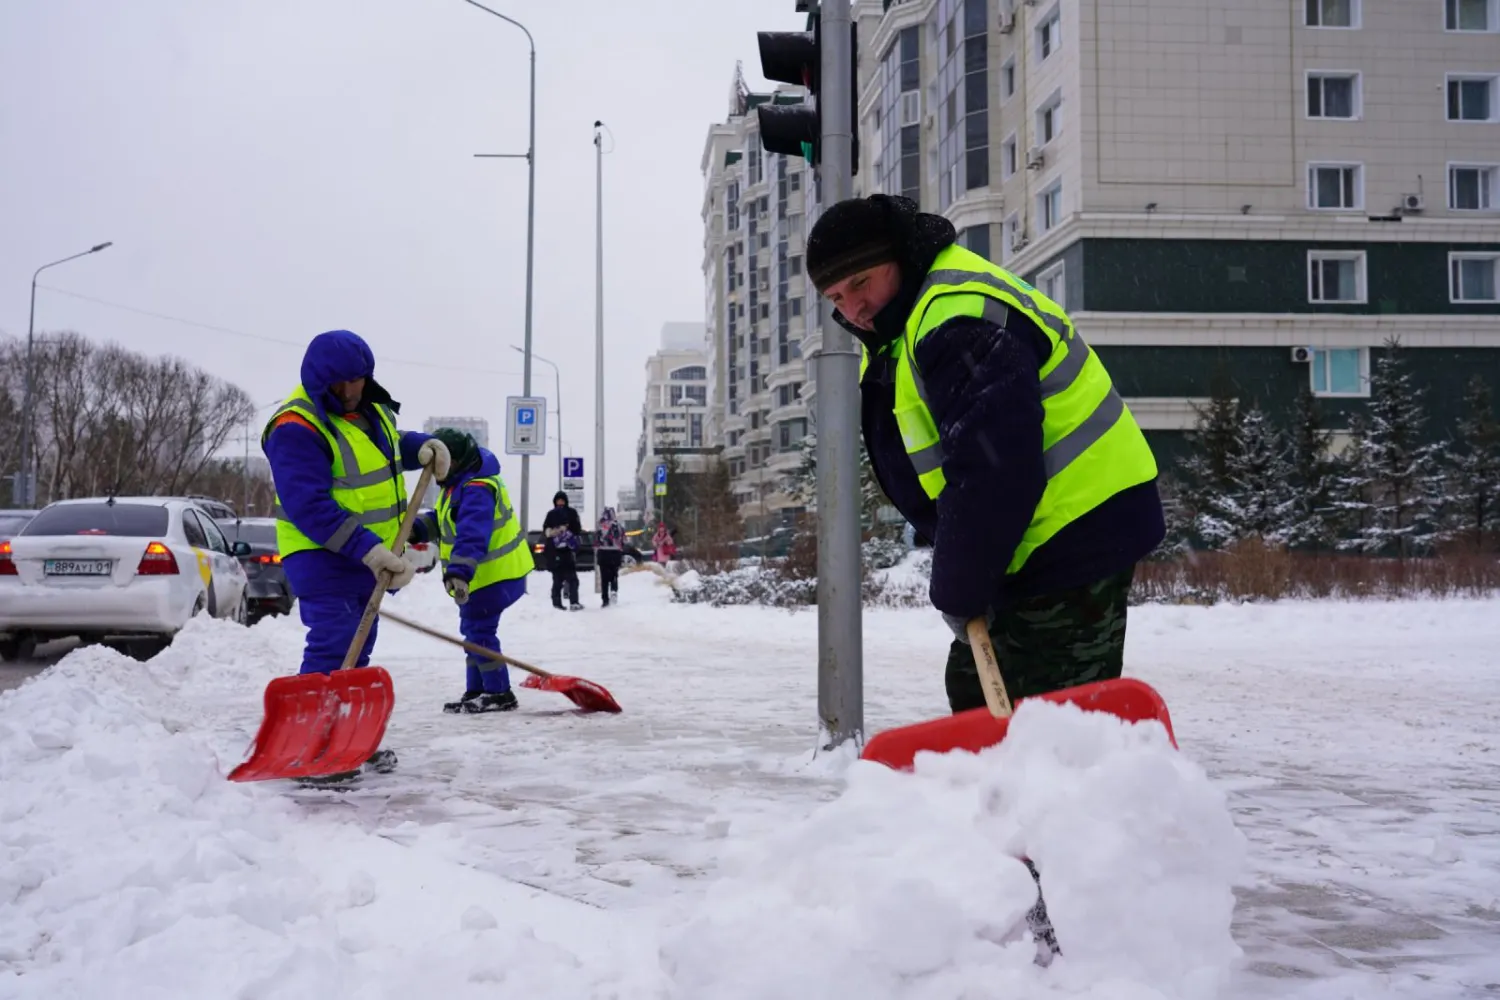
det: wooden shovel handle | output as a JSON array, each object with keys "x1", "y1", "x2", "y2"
[
  {"x1": 338, "y1": 464, "x2": 436, "y2": 671},
  {"x1": 378, "y1": 608, "x2": 554, "y2": 680},
  {"x1": 967, "y1": 617, "x2": 1013, "y2": 719}
]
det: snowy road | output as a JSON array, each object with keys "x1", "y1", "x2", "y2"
[{"x1": 2, "y1": 564, "x2": 1497, "y2": 998}]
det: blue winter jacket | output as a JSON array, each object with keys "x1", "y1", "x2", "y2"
[
  {"x1": 415, "y1": 448, "x2": 512, "y2": 589},
  {"x1": 263, "y1": 329, "x2": 433, "y2": 598}
]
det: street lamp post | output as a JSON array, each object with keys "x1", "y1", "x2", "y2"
[
  {"x1": 592, "y1": 120, "x2": 607, "y2": 529},
  {"x1": 511, "y1": 344, "x2": 561, "y2": 494},
  {"x1": 16, "y1": 241, "x2": 114, "y2": 507},
  {"x1": 464, "y1": 0, "x2": 537, "y2": 536}
]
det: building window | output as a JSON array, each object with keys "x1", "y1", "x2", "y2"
[
  {"x1": 936, "y1": 0, "x2": 989, "y2": 208},
  {"x1": 1039, "y1": 183, "x2": 1063, "y2": 232},
  {"x1": 1001, "y1": 58, "x2": 1016, "y2": 102},
  {"x1": 1451, "y1": 253, "x2": 1500, "y2": 301},
  {"x1": 963, "y1": 224, "x2": 991, "y2": 261},
  {"x1": 1002, "y1": 133, "x2": 1018, "y2": 179},
  {"x1": 1307, "y1": 250, "x2": 1367, "y2": 303},
  {"x1": 1037, "y1": 261, "x2": 1065, "y2": 306},
  {"x1": 879, "y1": 26, "x2": 923, "y2": 203},
  {"x1": 1307, "y1": 72, "x2": 1360, "y2": 119},
  {"x1": 1036, "y1": 90, "x2": 1063, "y2": 145},
  {"x1": 1307, "y1": 163, "x2": 1363, "y2": 209},
  {"x1": 1306, "y1": 0, "x2": 1358, "y2": 28},
  {"x1": 669, "y1": 365, "x2": 706, "y2": 381},
  {"x1": 1447, "y1": 0, "x2": 1497, "y2": 31},
  {"x1": 1310, "y1": 348, "x2": 1368, "y2": 397},
  {"x1": 777, "y1": 419, "x2": 809, "y2": 452},
  {"x1": 1037, "y1": 6, "x2": 1061, "y2": 59},
  {"x1": 1449, "y1": 164, "x2": 1498, "y2": 209},
  {"x1": 1447, "y1": 75, "x2": 1498, "y2": 121}
]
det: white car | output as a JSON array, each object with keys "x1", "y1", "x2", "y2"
[{"x1": 0, "y1": 496, "x2": 250, "y2": 661}]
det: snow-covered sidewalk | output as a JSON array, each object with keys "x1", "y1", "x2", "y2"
[{"x1": 2, "y1": 568, "x2": 1497, "y2": 998}]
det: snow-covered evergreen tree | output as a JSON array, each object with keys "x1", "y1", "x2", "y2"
[
  {"x1": 1327, "y1": 414, "x2": 1374, "y2": 548},
  {"x1": 1441, "y1": 374, "x2": 1500, "y2": 550},
  {"x1": 787, "y1": 433, "x2": 817, "y2": 509},
  {"x1": 1174, "y1": 377, "x2": 1240, "y2": 547},
  {"x1": 1344, "y1": 339, "x2": 1444, "y2": 556},
  {"x1": 1284, "y1": 385, "x2": 1335, "y2": 549},
  {"x1": 1225, "y1": 406, "x2": 1297, "y2": 543}
]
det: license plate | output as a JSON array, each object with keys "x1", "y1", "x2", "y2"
[{"x1": 44, "y1": 559, "x2": 113, "y2": 576}]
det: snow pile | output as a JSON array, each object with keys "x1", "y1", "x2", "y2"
[
  {"x1": 660, "y1": 701, "x2": 1246, "y2": 1000},
  {"x1": 866, "y1": 548, "x2": 934, "y2": 608},
  {"x1": 0, "y1": 618, "x2": 656, "y2": 999}
]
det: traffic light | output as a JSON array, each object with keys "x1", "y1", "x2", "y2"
[{"x1": 755, "y1": 3, "x2": 858, "y2": 175}]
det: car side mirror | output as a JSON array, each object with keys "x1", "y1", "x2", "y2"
[{"x1": 232, "y1": 541, "x2": 253, "y2": 557}]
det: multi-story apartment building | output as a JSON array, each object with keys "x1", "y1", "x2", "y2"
[
  {"x1": 634, "y1": 323, "x2": 715, "y2": 517},
  {"x1": 857, "y1": 0, "x2": 1499, "y2": 463},
  {"x1": 702, "y1": 68, "x2": 817, "y2": 534}
]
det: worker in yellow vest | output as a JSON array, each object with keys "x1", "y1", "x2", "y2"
[
  {"x1": 414, "y1": 428, "x2": 532, "y2": 713},
  {"x1": 804, "y1": 195, "x2": 1165, "y2": 712},
  {"x1": 263, "y1": 330, "x2": 450, "y2": 771}
]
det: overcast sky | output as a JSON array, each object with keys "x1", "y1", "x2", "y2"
[{"x1": 1, "y1": 0, "x2": 806, "y2": 522}]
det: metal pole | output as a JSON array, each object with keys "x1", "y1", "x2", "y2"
[
  {"x1": 593, "y1": 121, "x2": 606, "y2": 595},
  {"x1": 17, "y1": 242, "x2": 113, "y2": 507},
  {"x1": 464, "y1": 0, "x2": 535, "y2": 536},
  {"x1": 813, "y1": 0, "x2": 863, "y2": 751},
  {"x1": 593, "y1": 122, "x2": 606, "y2": 526}
]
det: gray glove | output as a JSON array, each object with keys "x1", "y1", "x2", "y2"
[
  {"x1": 417, "y1": 437, "x2": 452, "y2": 479},
  {"x1": 444, "y1": 574, "x2": 470, "y2": 606},
  {"x1": 942, "y1": 610, "x2": 994, "y2": 645},
  {"x1": 362, "y1": 543, "x2": 416, "y2": 589}
]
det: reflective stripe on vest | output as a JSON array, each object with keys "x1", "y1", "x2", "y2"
[
  {"x1": 262, "y1": 386, "x2": 406, "y2": 558},
  {"x1": 875, "y1": 243, "x2": 1157, "y2": 574},
  {"x1": 436, "y1": 474, "x2": 532, "y2": 590}
]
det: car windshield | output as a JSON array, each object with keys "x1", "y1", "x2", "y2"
[
  {"x1": 22, "y1": 503, "x2": 170, "y2": 537},
  {"x1": 219, "y1": 520, "x2": 278, "y2": 545},
  {"x1": 0, "y1": 514, "x2": 34, "y2": 536}
]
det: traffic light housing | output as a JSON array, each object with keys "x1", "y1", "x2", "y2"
[{"x1": 755, "y1": 5, "x2": 858, "y2": 175}]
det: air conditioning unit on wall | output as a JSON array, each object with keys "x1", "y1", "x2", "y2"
[
  {"x1": 1290, "y1": 346, "x2": 1314, "y2": 363},
  {"x1": 1401, "y1": 193, "x2": 1425, "y2": 212},
  {"x1": 999, "y1": 12, "x2": 1016, "y2": 32}
]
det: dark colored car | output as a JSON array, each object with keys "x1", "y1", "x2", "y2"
[
  {"x1": 527, "y1": 529, "x2": 597, "y2": 573},
  {"x1": 218, "y1": 517, "x2": 295, "y2": 623}
]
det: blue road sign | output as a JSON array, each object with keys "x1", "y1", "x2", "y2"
[
  {"x1": 517, "y1": 407, "x2": 536, "y2": 425},
  {"x1": 563, "y1": 457, "x2": 585, "y2": 478},
  {"x1": 654, "y1": 463, "x2": 667, "y2": 484}
]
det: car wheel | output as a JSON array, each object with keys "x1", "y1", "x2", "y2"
[
  {"x1": 0, "y1": 631, "x2": 39, "y2": 663},
  {"x1": 191, "y1": 592, "x2": 207, "y2": 618},
  {"x1": 233, "y1": 591, "x2": 249, "y2": 626}
]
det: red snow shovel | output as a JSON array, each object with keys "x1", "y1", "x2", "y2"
[
  {"x1": 860, "y1": 617, "x2": 1176, "y2": 771},
  {"x1": 379, "y1": 608, "x2": 622, "y2": 714},
  {"x1": 228, "y1": 466, "x2": 435, "y2": 782}
]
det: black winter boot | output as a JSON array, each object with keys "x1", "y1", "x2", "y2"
[
  {"x1": 444, "y1": 690, "x2": 485, "y2": 713},
  {"x1": 456, "y1": 690, "x2": 518, "y2": 713}
]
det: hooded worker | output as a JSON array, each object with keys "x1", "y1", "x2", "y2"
[
  {"x1": 413, "y1": 428, "x2": 531, "y2": 713},
  {"x1": 804, "y1": 194, "x2": 1165, "y2": 712},
  {"x1": 542, "y1": 490, "x2": 583, "y2": 610},
  {"x1": 262, "y1": 330, "x2": 450, "y2": 771}
]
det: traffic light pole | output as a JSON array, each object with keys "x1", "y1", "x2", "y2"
[{"x1": 812, "y1": 0, "x2": 863, "y2": 751}]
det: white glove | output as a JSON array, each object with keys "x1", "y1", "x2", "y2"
[
  {"x1": 444, "y1": 574, "x2": 470, "y2": 606},
  {"x1": 362, "y1": 543, "x2": 416, "y2": 589},
  {"x1": 417, "y1": 437, "x2": 451, "y2": 479}
]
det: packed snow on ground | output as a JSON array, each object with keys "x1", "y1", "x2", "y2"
[{"x1": 2, "y1": 567, "x2": 1498, "y2": 998}]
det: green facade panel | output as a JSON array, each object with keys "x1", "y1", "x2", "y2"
[
  {"x1": 1081, "y1": 239, "x2": 1500, "y2": 315},
  {"x1": 1098, "y1": 344, "x2": 1500, "y2": 439}
]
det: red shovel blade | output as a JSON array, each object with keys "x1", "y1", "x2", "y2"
[
  {"x1": 519, "y1": 672, "x2": 622, "y2": 713},
  {"x1": 860, "y1": 677, "x2": 1175, "y2": 772},
  {"x1": 227, "y1": 667, "x2": 396, "y2": 781}
]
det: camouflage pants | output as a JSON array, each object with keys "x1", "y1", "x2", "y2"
[{"x1": 944, "y1": 567, "x2": 1136, "y2": 713}]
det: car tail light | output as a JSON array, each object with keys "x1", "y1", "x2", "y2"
[
  {"x1": 252, "y1": 553, "x2": 281, "y2": 565},
  {"x1": 136, "y1": 541, "x2": 179, "y2": 576},
  {"x1": 0, "y1": 541, "x2": 16, "y2": 576}
]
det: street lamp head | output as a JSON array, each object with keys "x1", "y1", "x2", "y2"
[{"x1": 90, "y1": 242, "x2": 113, "y2": 253}]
